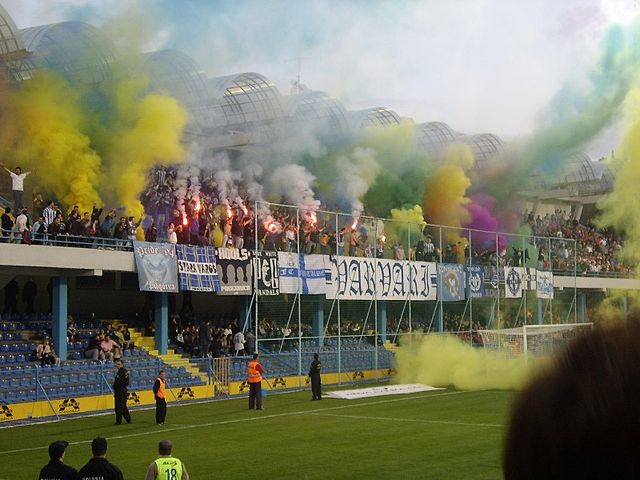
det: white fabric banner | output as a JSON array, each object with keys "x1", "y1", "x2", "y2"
[
  {"x1": 504, "y1": 266, "x2": 525, "y2": 298},
  {"x1": 326, "y1": 256, "x2": 438, "y2": 301},
  {"x1": 326, "y1": 384, "x2": 444, "y2": 400},
  {"x1": 277, "y1": 252, "x2": 329, "y2": 294},
  {"x1": 536, "y1": 270, "x2": 554, "y2": 299}
]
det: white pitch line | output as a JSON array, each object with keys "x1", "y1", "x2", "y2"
[
  {"x1": 310, "y1": 412, "x2": 506, "y2": 428},
  {"x1": 0, "y1": 389, "x2": 474, "y2": 456}
]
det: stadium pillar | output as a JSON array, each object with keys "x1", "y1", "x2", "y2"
[
  {"x1": 377, "y1": 301, "x2": 387, "y2": 342},
  {"x1": 535, "y1": 298, "x2": 543, "y2": 325},
  {"x1": 437, "y1": 301, "x2": 444, "y2": 333},
  {"x1": 155, "y1": 292, "x2": 168, "y2": 354},
  {"x1": 52, "y1": 276, "x2": 68, "y2": 361},
  {"x1": 312, "y1": 296, "x2": 324, "y2": 347},
  {"x1": 578, "y1": 292, "x2": 587, "y2": 323}
]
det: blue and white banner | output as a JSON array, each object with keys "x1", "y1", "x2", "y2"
[
  {"x1": 466, "y1": 265, "x2": 485, "y2": 298},
  {"x1": 277, "y1": 253, "x2": 329, "y2": 295},
  {"x1": 133, "y1": 241, "x2": 179, "y2": 293},
  {"x1": 536, "y1": 271, "x2": 554, "y2": 299},
  {"x1": 175, "y1": 245, "x2": 221, "y2": 292},
  {"x1": 326, "y1": 257, "x2": 437, "y2": 301},
  {"x1": 504, "y1": 266, "x2": 525, "y2": 298},
  {"x1": 438, "y1": 264, "x2": 465, "y2": 302}
]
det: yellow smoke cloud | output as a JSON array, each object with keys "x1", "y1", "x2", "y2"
[
  {"x1": 394, "y1": 334, "x2": 540, "y2": 390},
  {"x1": 100, "y1": 75, "x2": 188, "y2": 218},
  {"x1": 423, "y1": 143, "x2": 474, "y2": 242},
  {"x1": 388, "y1": 204, "x2": 427, "y2": 244},
  {"x1": 0, "y1": 71, "x2": 102, "y2": 211}
]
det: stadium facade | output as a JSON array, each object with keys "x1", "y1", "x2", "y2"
[{"x1": 0, "y1": 4, "x2": 634, "y2": 422}]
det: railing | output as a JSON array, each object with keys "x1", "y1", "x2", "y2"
[{"x1": 0, "y1": 229, "x2": 134, "y2": 251}]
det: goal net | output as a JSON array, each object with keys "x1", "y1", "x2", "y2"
[{"x1": 477, "y1": 323, "x2": 593, "y2": 358}]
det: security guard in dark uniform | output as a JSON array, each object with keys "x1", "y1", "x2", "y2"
[
  {"x1": 78, "y1": 437, "x2": 124, "y2": 480},
  {"x1": 308, "y1": 352, "x2": 322, "y2": 400},
  {"x1": 39, "y1": 440, "x2": 77, "y2": 480},
  {"x1": 113, "y1": 358, "x2": 131, "y2": 425}
]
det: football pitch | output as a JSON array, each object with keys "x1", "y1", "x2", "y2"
[{"x1": 0, "y1": 386, "x2": 515, "y2": 479}]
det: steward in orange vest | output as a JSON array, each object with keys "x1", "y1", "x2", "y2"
[
  {"x1": 247, "y1": 354, "x2": 265, "y2": 410},
  {"x1": 153, "y1": 370, "x2": 167, "y2": 425}
]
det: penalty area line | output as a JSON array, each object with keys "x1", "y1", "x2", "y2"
[{"x1": 0, "y1": 389, "x2": 474, "y2": 456}]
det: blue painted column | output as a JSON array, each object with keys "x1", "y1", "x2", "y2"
[
  {"x1": 578, "y1": 292, "x2": 587, "y2": 323},
  {"x1": 312, "y1": 296, "x2": 324, "y2": 348},
  {"x1": 155, "y1": 292, "x2": 168, "y2": 354},
  {"x1": 377, "y1": 301, "x2": 387, "y2": 342},
  {"x1": 52, "y1": 277, "x2": 68, "y2": 361},
  {"x1": 536, "y1": 298, "x2": 543, "y2": 325}
]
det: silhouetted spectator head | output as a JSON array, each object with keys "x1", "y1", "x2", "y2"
[{"x1": 504, "y1": 317, "x2": 640, "y2": 479}]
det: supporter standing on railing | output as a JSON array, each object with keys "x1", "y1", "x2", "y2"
[
  {"x1": 113, "y1": 359, "x2": 131, "y2": 425},
  {"x1": 1, "y1": 163, "x2": 31, "y2": 212}
]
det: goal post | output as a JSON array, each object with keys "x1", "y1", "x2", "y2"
[{"x1": 477, "y1": 323, "x2": 593, "y2": 359}]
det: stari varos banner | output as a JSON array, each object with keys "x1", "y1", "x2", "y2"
[
  {"x1": 175, "y1": 244, "x2": 221, "y2": 292},
  {"x1": 132, "y1": 241, "x2": 178, "y2": 293},
  {"x1": 215, "y1": 247, "x2": 253, "y2": 295},
  {"x1": 325, "y1": 256, "x2": 437, "y2": 301}
]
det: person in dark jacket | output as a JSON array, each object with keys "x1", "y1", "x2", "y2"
[
  {"x1": 78, "y1": 437, "x2": 124, "y2": 480},
  {"x1": 308, "y1": 352, "x2": 322, "y2": 400},
  {"x1": 38, "y1": 440, "x2": 77, "y2": 480},
  {"x1": 113, "y1": 359, "x2": 131, "y2": 425}
]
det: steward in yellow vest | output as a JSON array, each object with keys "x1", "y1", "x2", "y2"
[
  {"x1": 247, "y1": 353, "x2": 265, "y2": 410},
  {"x1": 153, "y1": 370, "x2": 167, "y2": 425},
  {"x1": 144, "y1": 440, "x2": 189, "y2": 480}
]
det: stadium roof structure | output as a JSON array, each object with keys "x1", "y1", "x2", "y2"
[
  {"x1": 347, "y1": 107, "x2": 401, "y2": 129},
  {"x1": 460, "y1": 133, "x2": 504, "y2": 169},
  {"x1": 20, "y1": 21, "x2": 116, "y2": 85},
  {"x1": 415, "y1": 121, "x2": 459, "y2": 155},
  {"x1": 138, "y1": 49, "x2": 211, "y2": 128},
  {"x1": 286, "y1": 90, "x2": 349, "y2": 133},
  {"x1": 207, "y1": 72, "x2": 286, "y2": 128},
  {"x1": 527, "y1": 152, "x2": 614, "y2": 202},
  {"x1": 0, "y1": 4, "x2": 30, "y2": 80}
]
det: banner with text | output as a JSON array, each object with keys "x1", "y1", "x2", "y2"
[
  {"x1": 133, "y1": 241, "x2": 178, "y2": 293},
  {"x1": 536, "y1": 270, "x2": 554, "y2": 299},
  {"x1": 255, "y1": 251, "x2": 280, "y2": 295},
  {"x1": 438, "y1": 264, "x2": 465, "y2": 302},
  {"x1": 326, "y1": 256, "x2": 437, "y2": 301},
  {"x1": 216, "y1": 248, "x2": 252, "y2": 295},
  {"x1": 175, "y1": 245, "x2": 221, "y2": 292},
  {"x1": 277, "y1": 252, "x2": 329, "y2": 294}
]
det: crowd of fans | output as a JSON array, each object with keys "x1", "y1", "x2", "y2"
[{"x1": 0, "y1": 165, "x2": 632, "y2": 275}]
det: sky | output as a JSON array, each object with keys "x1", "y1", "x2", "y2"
[{"x1": 2, "y1": 0, "x2": 637, "y2": 157}]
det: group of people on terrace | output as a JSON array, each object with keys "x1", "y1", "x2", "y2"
[{"x1": 0, "y1": 164, "x2": 631, "y2": 275}]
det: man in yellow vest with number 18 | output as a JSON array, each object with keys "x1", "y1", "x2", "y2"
[{"x1": 144, "y1": 440, "x2": 189, "y2": 480}]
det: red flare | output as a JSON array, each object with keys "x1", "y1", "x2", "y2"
[
  {"x1": 182, "y1": 214, "x2": 188, "y2": 226},
  {"x1": 226, "y1": 207, "x2": 233, "y2": 219},
  {"x1": 195, "y1": 200, "x2": 201, "y2": 212},
  {"x1": 351, "y1": 219, "x2": 358, "y2": 230},
  {"x1": 267, "y1": 223, "x2": 278, "y2": 233},
  {"x1": 381, "y1": 235, "x2": 386, "y2": 243},
  {"x1": 241, "y1": 204, "x2": 248, "y2": 216}
]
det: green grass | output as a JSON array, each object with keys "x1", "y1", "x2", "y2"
[{"x1": 0, "y1": 386, "x2": 515, "y2": 479}]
